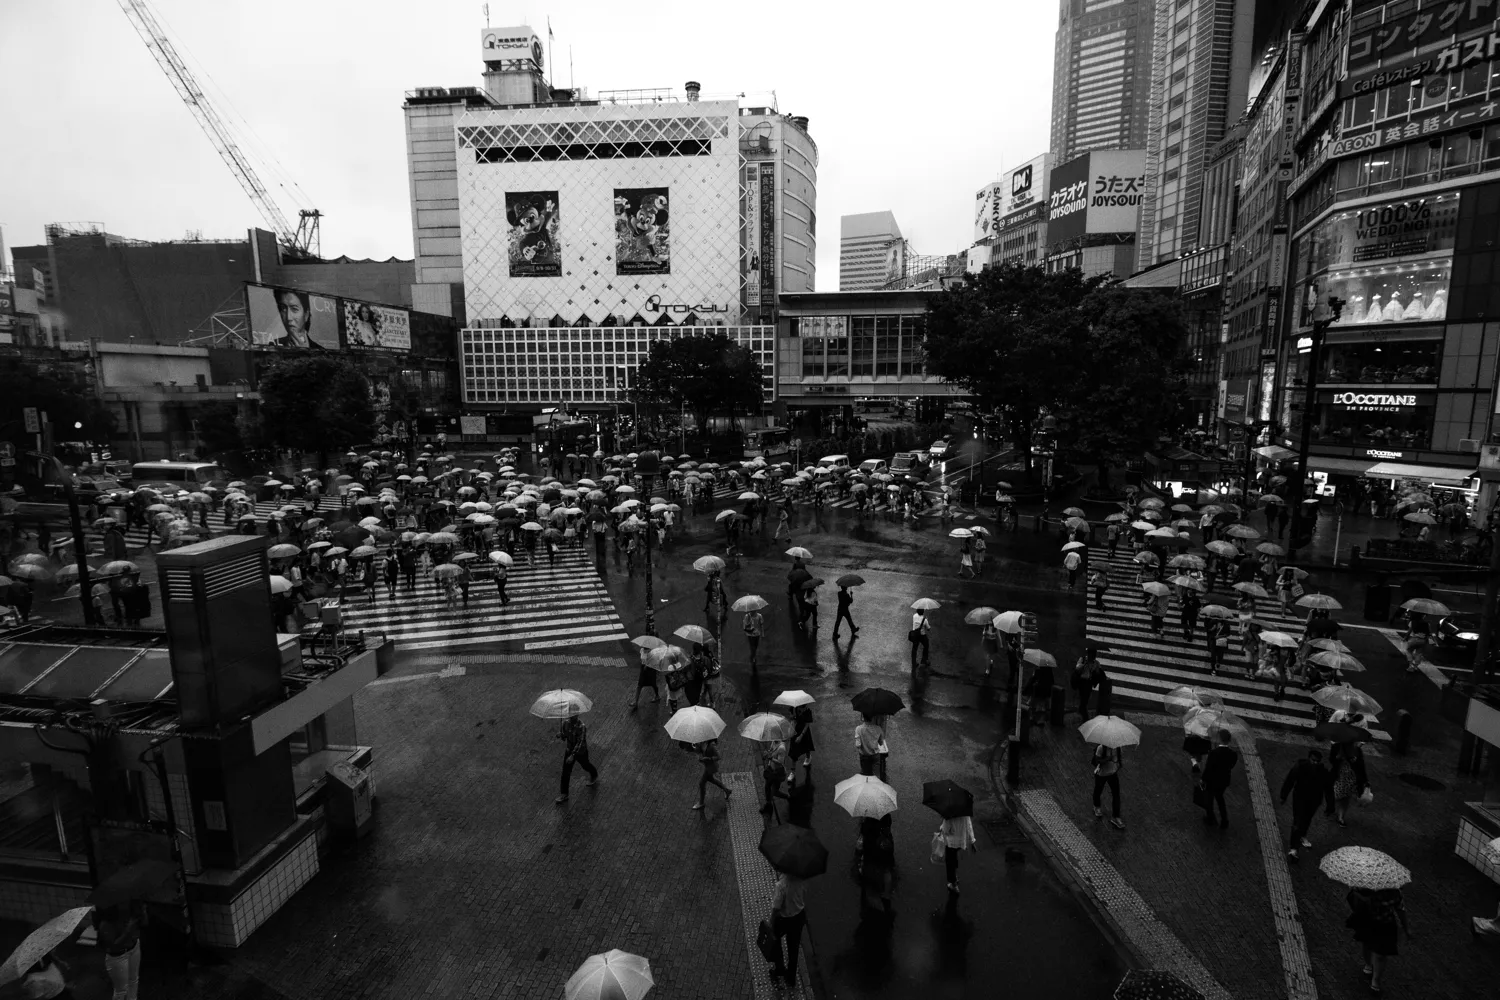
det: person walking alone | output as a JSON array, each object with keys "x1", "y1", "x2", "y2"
[
  {"x1": 1072, "y1": 647, "x2": 1102, "y2": 718},
  {"x1": 760, "y1": 740, "x2": 790, "y2": 816},
  {"x1": 1090, "y1": 743, "x2": 1125, "y2": 829},
  {"x1": 1089, "y1": 566, "x2": 1109, "y2": 612},
  {"x1": 554, "y1": 714, "x2": 598, "y2": 805},
  {"x1": 691, "y1": 738, "x2": 730, "y2": 811},
  {"x1": 768, "y1": 871, "x2": 808, "y2": 986},
  {"x1": 788, "y1": 704, "x2": 815, "y2": 783},
  {"x1": 773, "y1": 504, "x2": 791, "y2": 540},
  {"x1": 742, "y1": 606, "x2": 764, "y2": 671},
  {"x1": 1197, "y1": 729, "x2": 1238, "y2": 828},
  {"x1": 1281, "y1": 748, "x2": 1332, "y2": 862},
  {"x1": 833, "y1": 584, "x2": 858, "y2": 639},
  {"x1": 855, "y1": 714, "x2": 888, "y2": 780},
  {"x1": 94, "y1": 900, "x2": 145, "y2": 1000},
  {"x1": 799, "y1": 585, "x2": 820, "y2": 631},
  {"x1": 1063, "y1": 547, "x2": 1082, "y2": 589},
  {"x1": 1346, "y1": 885, "x2": 1408, "y2": 994},
  {"x1": 1181, "y1": 588, "x2": 1201, "y2": 643},
  {"x1": 909, "y1": 608, "x2": 931, "y2": 671},
  {"x1": 937, "y1": 812, "x2": 977, "y2": 894},
  {"x1": 629, "y1": 645, "x2": 659, "y2": 709}
]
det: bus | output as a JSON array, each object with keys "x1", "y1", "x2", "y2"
[{"x1": 744, "y1": 426, "x2": 791, "y2": 461}]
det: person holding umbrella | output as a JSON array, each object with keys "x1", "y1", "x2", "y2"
[
  {"x1": 788, "y1": 704, "x2": 815, "y2": 782},
  {"x1": 768, "y1": 867, "x2": 809, "y2": 984},
  {"x1": 732, "y1": 595, "x2": 766, "y2": 669},
  {"x1": 1142, "y1": 582, "x2": 1171, "y2": 639},
  {"x1": 1322, "y1": 847, "x2": 1410, "y2": 994},
  {"x1": 532, "y1": 690, "x2": 598, "y2": 805},
  {"x1": 691, "y1": 738, "x2": 731, "y2": 811},
  {"x1": 910, "y1": 601, "x2": 936, "y2": 671},
  {"x1": 760, "y1": 739, "x2": 791, "y2": 817},
  {"x1": 925, "y1": 779, "x2": 977, "y2": 894},
  {"x1": 1080, "y1": 715, "x2": 1139, "y2": 830},
  {"x1": 799, "y1": 580, "x2": 820, "y2": 630},
  {"x1": 855, "y1": 714, "x2": 888, "y2": 780},
  {"x1": 1072, "y1": 646, "x2": 1103, "y2": 718},
  {"x1": 1327, "y1": 738, "x2": 1370, "y2": 828},
  {"x1": 832, "y1": 579, "x2": 860, "y2": 639},
  {"x1": 94, "y1": 900, "x2": 146, "y2": 1000},
  {"x1": 629, "y1": 637, "x2": 663, "y2": 709}
]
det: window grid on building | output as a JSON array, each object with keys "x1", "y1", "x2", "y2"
[{"x1": 459, "y1": 325, "x2": 775, "y2": 405}]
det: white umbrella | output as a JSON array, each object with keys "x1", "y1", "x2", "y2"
[
  {"x1": 1319, "y1": 846, "x2": 1411, "y2": 890},
  {"x1": 1078, "y1": 715, "x2": 1141, "y2": 748},
  {"x1": 739, "y1": 713, "x2": 794, "y2": 742},
  {"x1": 530, "y1": 689, "x2": 593, "y2": 719},
  {"x1": 664, "y1": 706, "x2": 726, "y2": 744},
  {"x1": 564, "y1": 949, "x2": 654, "y2": 1000},
  {"x1": 731, "y1": 595, "x2": 769, "y2": 612},
  {"x1": 833, "y1": 774, "x2": 899, "y2": 819},
  {"x1": 0, "y1": 907, "x2": 94, "y2": 985},
  {"x1": 773, "y1": 690, "x2": 814, "y2": 708}
]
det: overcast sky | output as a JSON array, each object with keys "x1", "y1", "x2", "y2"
[{"x1": 1, "y1": 0, "x2": 1057, "y2": 289}]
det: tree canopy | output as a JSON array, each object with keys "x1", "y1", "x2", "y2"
[
  {"x1": 0, "y1": 360, "x2": 113, "y2": 449},
  {"x1": 924, "y1": 263, "x2": 1188, "y2": 482},
  {"x1": 256, "y1": 356, "x2": 373, "y2": 461},
  {"x1": 924, "y1": 263, "x2": 1105, "y2": 473},
  {"x1": 631, "y1": 333, "x2": 763, "y2": 445}
]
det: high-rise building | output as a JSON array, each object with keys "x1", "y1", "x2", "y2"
[
  {"x1": 1136, "y1": 0, "x2": 1262, "y2": 267},
  {"x1": 1050, "y1": 0, "x2": 1157, "y2": 165},
  {"x1": 404, "y1": 28, "x2": 818, "y2": 412},
  {"x1": 839, "y1": 212, "x2": 904, "y2": 291}
]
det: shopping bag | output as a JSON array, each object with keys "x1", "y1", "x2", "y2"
[
  {"x1": 757, "y1": 918, "x2": 782, "y2": 966},
  {"x1": 1357, "y1": 786, "x2": 1375, "y2": 807},
  {"x1": 1291, "y1": 583, "x2": 1305, "y2": 598},
  {"x1": 930, "y1": 831, "x2": 946, "y2": 864}
]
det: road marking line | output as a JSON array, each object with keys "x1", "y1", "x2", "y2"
[{"x1": 523, "y1": 635, "x2": 628, "y2": 650}]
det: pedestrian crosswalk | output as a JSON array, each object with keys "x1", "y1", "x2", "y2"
[
  {"x1": 84, "y1": 496, "x2": 353, "y2": 552},
  {"x1": 1085, "y1": 544, "x2": 1390, "y2": 740},
  {"x1": 704, "y1": 483, "x2": 982, "y2": 520},
  {"x1": 324, "y1": 548, "x2": 627, "y2": 652}
]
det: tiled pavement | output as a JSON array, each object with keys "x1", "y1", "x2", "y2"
[
  {"x1": 1005, "y1": 703, "x2": 1500, "y2": 1000},
  {"x1": 1012, "y1": 788, "x2": 1231, "y2": 1000}
]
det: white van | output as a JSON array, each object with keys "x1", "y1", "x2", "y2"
[
  {"x1": 130, "y1": 461, "x2": 225, "y2": 489},
  {"x1": 816, "y1": 454, "x2": 851, "y2": 472}
]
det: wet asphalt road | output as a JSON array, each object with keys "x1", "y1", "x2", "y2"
[{"x1": 582, "y1": 499, "x2": 1126, "y2": 1000}]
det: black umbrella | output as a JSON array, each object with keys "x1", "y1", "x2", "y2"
[
  {"x1": 836, "y1": 574, "x2": 866, "y2": 587},
  {"x1": 88, "y1": 858, "x2": 179, "y2": 908},
  {"x1": 758, "y1": 824, "x2": 828, "y2": 878},
  {"x1": 851, "y1": 687, "x2": 905, "y2": 716},
  {"x1": 1113, "y1": 970, "x2": 1205, "y2": 1000},
  {"x1": 921, "y1": 779, "x2": 974, "y2": 819},
  {"x1": 1312, "y1": 720, "x2": 1371, "y2": 744},
  {"x1": 800, "y1": 578, "x2": 824, "y2": 591},
  {"x1": 787, "y1": 567, "x2": 813, "y2": 588}
]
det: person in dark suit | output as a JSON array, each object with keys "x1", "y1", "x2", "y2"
[
  {"x1": 1199, "y1": 729, "x2": 1239, "y2": 828},
  {"x1": 1281, "y1": 748, "x2": 1333, "y2": 861}
]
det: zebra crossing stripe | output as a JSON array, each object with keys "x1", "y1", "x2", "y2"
[
  {"x1": 330, "y1": 550, "x2": 626, "y2": 651},
  {"x1": 1085, "y1": 544, "x2": 1389, "y2": 739}
]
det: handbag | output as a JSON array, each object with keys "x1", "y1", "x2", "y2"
[
  {"x1": 756, "y1": 918, "x2": 783, "y2": 966},
  {"x1": 930, "y1": 831, "x2": 946, "y2": 864},
  {"x1": 1191, "y1": 783, "x2": 1208, "y2": 808},
  {"x1": 908, "y1": 628, "x2": 922, "y2": 642},
  {"x1": 1357, "y1": 786, "x2": 1374, "y2": 807},
  {"x1": 1291, "y1": 583, "x2": 1305, "y2": 597}
]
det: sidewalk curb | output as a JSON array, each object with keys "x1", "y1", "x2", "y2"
[{"x1": 987, "y1": 738, "x2": 1146, "y2": 972}]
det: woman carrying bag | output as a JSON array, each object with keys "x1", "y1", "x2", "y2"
[{"x1": 935, "y1": 813, "x2": 978, "y2": 894}]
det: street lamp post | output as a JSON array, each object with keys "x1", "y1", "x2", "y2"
[
  {"x1": 1287, "y1": 296, "x2": 1344, "y2": 559},
  {"x1": 637, "y1": 450, "x2": 661, "y2": 636}
]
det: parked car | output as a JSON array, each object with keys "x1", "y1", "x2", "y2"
[{"x1": 857, "y1": 458, "x2": 889, "y2": 476}]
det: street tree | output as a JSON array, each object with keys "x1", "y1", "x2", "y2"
[
  {"x1": 257, "y1": 356, "x2": 373, "y2": 465},
  {"x1": 0, "y1": 360, "x2": 113, "y2": 450},
  {"x1": 630, "y1": 332, "x2": 763, "y2": 448},
  {"x1": 1058, "y1": 286, "x2": 1190, "y2": 488},
  {"x1": 924, "y1": 262, "x2": 1106, "y2": 475}
]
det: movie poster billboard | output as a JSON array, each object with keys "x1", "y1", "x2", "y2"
[
  {"x1": 615, "y1": 187, "x2": 670, "y2": 275},
  {"x1": 245, "y1": 283, "x2": 341, "y2": 349},
  {"x1": 505, "y1": 191, "x2": 561, "y2": 277},
  {"x1": 745, "y1": 167, "x2": 762, "y2": 308},
  {"x1": 342, "y1": 300, "x2": 411, "y2": 351}
]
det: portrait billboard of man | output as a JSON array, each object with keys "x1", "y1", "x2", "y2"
[{"x1": 245, "y1": 284, "x2": 339, "y2": 348}]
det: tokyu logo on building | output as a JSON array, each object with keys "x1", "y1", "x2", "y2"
[{"x1": 1332, "y1": 391, "x2": 1417, "y2": 410}]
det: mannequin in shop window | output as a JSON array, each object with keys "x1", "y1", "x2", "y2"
[
  {"x1": 1382, "y1": 291, "x2": 1406, "y2": 322},
  {"x1": 1361, "y1": 294, "x2": 1384, "y2": 324},
  {"x1": 1403, "y1": 293, "x2": 1426, "y2": 320},
  {"x1": 1424, "y1": 289, "x2": 1447, "y2": 320}
]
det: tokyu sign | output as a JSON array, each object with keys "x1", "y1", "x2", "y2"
[{"x1": 1332, "y1": 391, "x2": 1417, "y2": 411}]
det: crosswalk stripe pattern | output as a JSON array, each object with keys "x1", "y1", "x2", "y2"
[
  {"x1": 1085, "y1": 543, "x2": 1390, "y2": 740},
  {"x1": 326, "y1": 547, "x2": 626, "y2": 652},
  {"x1": 704, "y1": 483, "x2": 981, "y2": 520}
]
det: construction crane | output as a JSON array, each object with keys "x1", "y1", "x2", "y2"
[{"x1": 117, "y1": 0, "x2": 321, "y2": 258}]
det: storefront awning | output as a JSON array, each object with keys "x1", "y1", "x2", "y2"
[
  {"x1": 1307, "y1": 455, "x2": 1478, "y2": 483},
  {"x1": 1255, "y1": 445, "x2": 1298, "y2": 461}
]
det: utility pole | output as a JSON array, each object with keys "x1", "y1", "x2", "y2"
[
  {"x1": 637, "y1": 450, "x2": 660, "y2": 636},
  {"x1": 64, "y1": 483, "x2": 97, "y2": 625},
  {"x1": 1287, "y1": 296, "x2": 1344, "y2": 559}
]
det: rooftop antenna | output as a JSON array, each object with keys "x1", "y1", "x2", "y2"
[
  {"x1": 482, "y1": 3, "x2": 488, "y2": 27},
  {"x1": 547, "y1": 18, "x2": 554, "y2": 89},
  {"x1": 569, "y1": 46, "x2": 573, "y2": 91}
]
